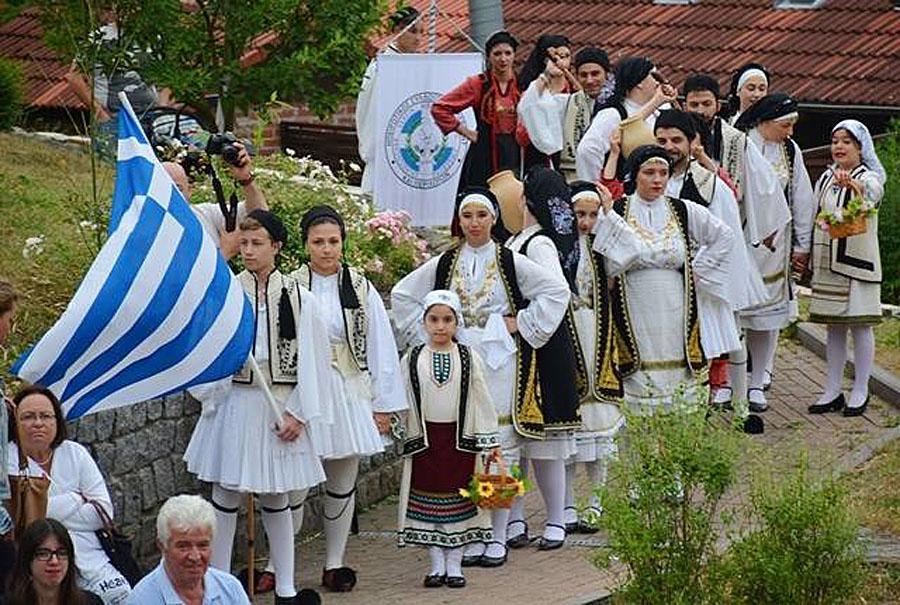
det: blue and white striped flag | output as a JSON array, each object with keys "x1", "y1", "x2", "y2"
[{"x1": 12, "y1": 96, "x2": 254, "y2": 420}]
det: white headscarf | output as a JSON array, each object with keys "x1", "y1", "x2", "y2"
[
  {"x1": 737, "y1": 68, "x2": 768, "y2": 92},
  {"x1": 833, "y1": 119, "x2": 886, "y2": 185},
  {"x1": 423, "y1": 289, "x2": 464, "y2": 324}
]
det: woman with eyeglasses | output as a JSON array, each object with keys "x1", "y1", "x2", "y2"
[
  {"x1": 6, "y1": 386, "x2": 131, "y2": 604},
  {"x1": 6, "y1": 518, "x2": 102, "y2": 605}
]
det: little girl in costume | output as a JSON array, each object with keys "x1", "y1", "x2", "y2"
[{"x1": 397, "y1": 290, "x2": 500, "y2": 589}]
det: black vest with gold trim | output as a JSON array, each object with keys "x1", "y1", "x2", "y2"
[
  {"x1": 593, "y1": 197, "x2": 707, "y2": 397},
  {"x1": 293, "y1": 263, "x2": 370, "y2": 371},
  {"x1": 433, "y1": 243, "x2": 549, "y2": 439},
  {"x1": 233, "y1": 270, "x2": 301, "y2": 385}
]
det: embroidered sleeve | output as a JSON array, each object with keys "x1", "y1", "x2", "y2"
[{"x1": 431, "y1": 75, "x2": 482, "y2": 134}]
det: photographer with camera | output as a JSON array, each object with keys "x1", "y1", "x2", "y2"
[{"x1": 163, "y1": 138, "x2": 267, "y2": 260}]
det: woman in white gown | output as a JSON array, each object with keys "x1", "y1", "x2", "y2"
[
  {"x1": 292, "y1": 205, "x2": 406, "y2": 593},
  {"x1": 391, "y1": 188, "x2": 570, "y2": 568},
  {"x1": 591, "y1": 146, "x2": 735, "y2": 410},
  {"x1": 184, "y1": 209, "x2": 328, "y2": 605}
]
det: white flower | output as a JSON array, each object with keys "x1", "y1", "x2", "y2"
[
  {"x1": 349, "y1": 162, "x2": 362, "y2": 173},
  {"x1": 833, "y1": 208, "x2": 844, "y2": 223},
  {"x1": 79, "y1": 220, "x2": 98, "y2": 231},
  {"x1": 285, "y1": 148, "x2": 296, "y2": 157},
  {"x1": 23, "y1": 235, "x2": 45, "y2": 259}
]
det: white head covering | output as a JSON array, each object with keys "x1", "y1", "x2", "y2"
[
  {"x1": 832, "y1": 119, "x2": 887, "y2": 185},
  {"x1": 423, "y1": 290, "x2": 464, "y2": 324},
  {"x1": 457, "y1": 192, "x2": 497, "y2": 218},
  {"x1": 737, "y1": 68, "x2": 768, "y2": 92}
]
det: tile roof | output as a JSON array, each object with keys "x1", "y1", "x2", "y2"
[
  {"x1": 0, "y1": 7, "x2": 84, "y2": 110},
  {"x1": 435, "y1": 0, "x2": 900, "y2": 108}
]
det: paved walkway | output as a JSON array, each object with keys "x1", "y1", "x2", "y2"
[{"x1": 255, "y1": 338, "x2": 900, "y2": 604}]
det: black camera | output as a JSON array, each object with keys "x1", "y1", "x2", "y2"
[{"x1": 206, "y1": 132, "x2": 255, "y2": 167}]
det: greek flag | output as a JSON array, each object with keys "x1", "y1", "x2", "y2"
[{"x1": 12, "y1": 96, "x2": 254, "y2": 420}]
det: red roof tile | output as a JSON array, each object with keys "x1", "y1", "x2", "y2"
[
  {"x1": 436, "y1": 0, "x2": 900, "y2": 108},
  {"x1": 0, "y1": 7, "x2": 84, "y2": 110}
]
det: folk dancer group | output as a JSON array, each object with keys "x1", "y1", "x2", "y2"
[{"x1": 3, "y1": 7, "x2": 887, "y2": 603}]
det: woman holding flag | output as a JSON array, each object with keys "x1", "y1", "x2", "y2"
[{"x1": 183, "y1": 209, "x2": 329, "y2": 605}]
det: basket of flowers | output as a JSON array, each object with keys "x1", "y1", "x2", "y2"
[
  {"x1": 459, "y1": 456, "x2": 530, "y2": 510},
  {"x1": 816, "y1": 188, "x2": 877, "y2": 240}
]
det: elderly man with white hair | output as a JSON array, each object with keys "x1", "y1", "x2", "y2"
[{"x1": 127, "y1": 494, "x2": 250, "y2": 604}]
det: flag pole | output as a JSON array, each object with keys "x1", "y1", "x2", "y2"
[{"x1": 247, "y1": 354, "x2": 285, "y2": 423}]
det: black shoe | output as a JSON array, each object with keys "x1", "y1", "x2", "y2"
[
  {"x1": 461, "y1": 544, "x2": 484, "y2": 567},
  {"x1": 423, "y1": 574, "x2": 445, "y2": 588},
  {"x1": 297, "y1": 589, "x2": 322, "y2": 605},
  {"x1": 479, "y1": 542, "x2": 508, "y2": 567},
  {"x1": 536, "y1": 523, "x2": 566, "y2": 551},
  {"x1": 808, "y1": 393, "x2": 845, "y2": 414},
  {"x1": 564, "y1": 507, "x2": 578, "y2": 534},
  {"x1": 446, "y1": 575, "x2": 466, "y2": 588},
  {"x1": 321, "y1": 566, "x2": 356, "y2": 592},
  {"x1": 574, "y1": 519, "x2": 600, "y2": 534},
  {"x1": 742, "y1": 414, "x2": 764, "y2": 435},
  {"x1": 506, "y1": 519, "x2": 530, "y2": 548},
  {"x1": 842, "y1": 395, "x2": 869, "y2": 417}
]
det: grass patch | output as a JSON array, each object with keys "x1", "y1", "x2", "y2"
[
  {"x1": 0, "y1": 133, "x2": 112, "y2": 374},
  {"x1": 842, "y1": 438, "x2": 900, "y2": 536}
]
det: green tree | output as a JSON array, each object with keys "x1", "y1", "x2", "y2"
[
  {"x1": 875, "y1": 119, "x2": 900, "y2": 305},
  {"x1": 37, "y1": 0, "x2": 386, "y2": 129}
]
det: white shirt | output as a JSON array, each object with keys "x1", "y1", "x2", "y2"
[{"x1": 576, "y1": 98, "x2": 661, "y2": 182}]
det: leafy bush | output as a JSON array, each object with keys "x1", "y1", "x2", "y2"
[
  {"x1": 0, "y1": 57, "x2": 24, "y2": 131},
  {"x1": 726, "y1": 454, "x2": 866, "y2": 604},
  {"x1": 597, "y1": 393, "x2": 744, "y2": 605},
  {"x1": 876, "y1": 119, "x2": 900, "y2": 305}
]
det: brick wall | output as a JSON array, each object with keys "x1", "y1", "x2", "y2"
[{"x1": 234, "y1": 102, "x2": 358, "y2": 156}]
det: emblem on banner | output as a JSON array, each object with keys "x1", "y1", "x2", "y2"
[{"x1": 385, "y1": 91, "x2": 466, "y2": 189}]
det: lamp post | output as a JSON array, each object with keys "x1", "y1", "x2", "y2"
[{"x1": 467, "y1": 0, "x2": 504, "y2": 50}]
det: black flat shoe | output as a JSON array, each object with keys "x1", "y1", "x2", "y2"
[
  {"x1": 574, "y1": 519, "x2": 599, "y2": 534},
  {"x1": 808, "y1": 393, "x2": 845, "y2": 414},
  {"x1": 842, "y1": 395, "x2": 869, "y2": 417},
  {"x1": 296, "y1": 589, "x2": 322, "y2": 605},
  {"x1": 478, "y1": 542, "x2": 508, "y2": 567},
  {"x1": 506, "y1": 520, "x2": 530, "y2": 548},
  {"x1": 536, "y1": 523, "x2": 566, "y2": 550},
  {"x1": 423, "y1": 574, "x2": 445, "y2": 588},
  {"x1": 446, "y1": 576, "x2": 466, "y2": 588},
  {"x1": 461, "y1": 544, "x2": 484, "y2": 567}
]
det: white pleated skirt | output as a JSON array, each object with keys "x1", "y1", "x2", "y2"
[
  {"x1": 184, "y1": 383, "x2": 326, "y2": 493},
  {"x1": 308, "y1": 367, "x2": 384, "y2": 460}
]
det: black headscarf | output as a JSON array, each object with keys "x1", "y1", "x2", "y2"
[
  {"x1": 608, "y1": 57, "x2": 654, "y2": 106},
  {"x1": 298, "y1": 205, "x2": 360, "y2": 311},
  {"x1": 450, "y1": 187, "x2": 508, "y2": 242},
  {"x1": 569, "y1": 180, "x2": 602, "y2": 204},
  {"x1": 485, "y1": 30, "x2": 518, "y2": 56},
  {"x1": 734, "y1": 92, "x2": 797, "y2": 132},
  {"x1": 574, "y1": 47, "x2": 611, "y2": 72},
  {"x1": 523, "y1": 166, "x2": 579, "y2": 292},
  {"x1": 247, "y1": 209, "x2": 288, "y2": 245},
  {"x1": 724, "y1": 62, "x2": 770, "y2": 119},
  {"x1": 623, "y1": 145, "x2": 672, "y2": 196},
  {"x1": 517, "y1": 34, "x2": 570, "y2": 91},
  {"x1": 245, "y1": 210, "x2": 296, "y2": 339}
]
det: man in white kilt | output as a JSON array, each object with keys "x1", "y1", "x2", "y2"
[{"x1": 184, "y1": 210, "x2": 330, "y2": 605}]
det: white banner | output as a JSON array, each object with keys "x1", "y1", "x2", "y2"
[{"x1": 373, "y1": 53, "x2": 482, "y2": 226}]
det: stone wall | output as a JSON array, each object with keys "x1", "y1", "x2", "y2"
[{"x1": 68, "y1": 392, "x2": 403, "y2": 568}]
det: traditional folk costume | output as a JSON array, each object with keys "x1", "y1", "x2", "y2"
[
  {"x1": 184, "y1": 257, "x2": 330, "y2": 602},
  {"x1": 808, "y1": 120, "x2": 886, "y2": 415},
  {"x1": 576, "y1": 57, "x2": 662, "y2": 182},
  {"x1": 592, "y1": 147, "x2": 735, "y2": 411},
  {"x1": 503, "y1": 167, "x2": 587, "y2": 547},
  {"x1": 705, "y1": 113, "x2": 791, "y2": 406},
  {"x1": 391, "y1": 189, "x2": 570, "y2": 565},
  {"x1": 517, "y1": 47, "x2": 615, "y2": 183},
  {"x1": 561, "y1": 182, "x2": 624, "y2": 532},
  {"x1": 431, "y1": 31, "x2": 521, "y2": 193},
  {"x1": 289, "y1": 205, "x2": 407, "y2": 590},
  {"x1": 736, "y1": 94, "x2": 816, "y2": 409},
  {"x1": 724, "y1": 64, "x2": 770, "y2": 128},
  {"x1": 397, "y1": 290, "x2": 499, "y2": 587}
]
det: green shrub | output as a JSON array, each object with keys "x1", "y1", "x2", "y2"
[
  {"x1": 0, "y1": 57, "x2": 25, "y2": 131},
  {"x1": 876, "y1": 119, "x2": 900, "y2": 305},
  {"x1": 726, "y1": 454, "x2": 866, "y2": 605},
  {"x1": 597, "y1": 394, "x2": 744, "y2": 605}
]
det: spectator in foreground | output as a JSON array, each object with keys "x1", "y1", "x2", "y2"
[
  {"x1": 127, "y1": 494, "x2": 249, "y2": 605},
  {"x1": 7, "y1": 518, "x2": 102, "y2": 605},
  {"x1": 7, "y1": 386, "x2": 131, "y2": 604},
  {"x1": 0, "y1": 279, "x2": 18, "y2": 591}
]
